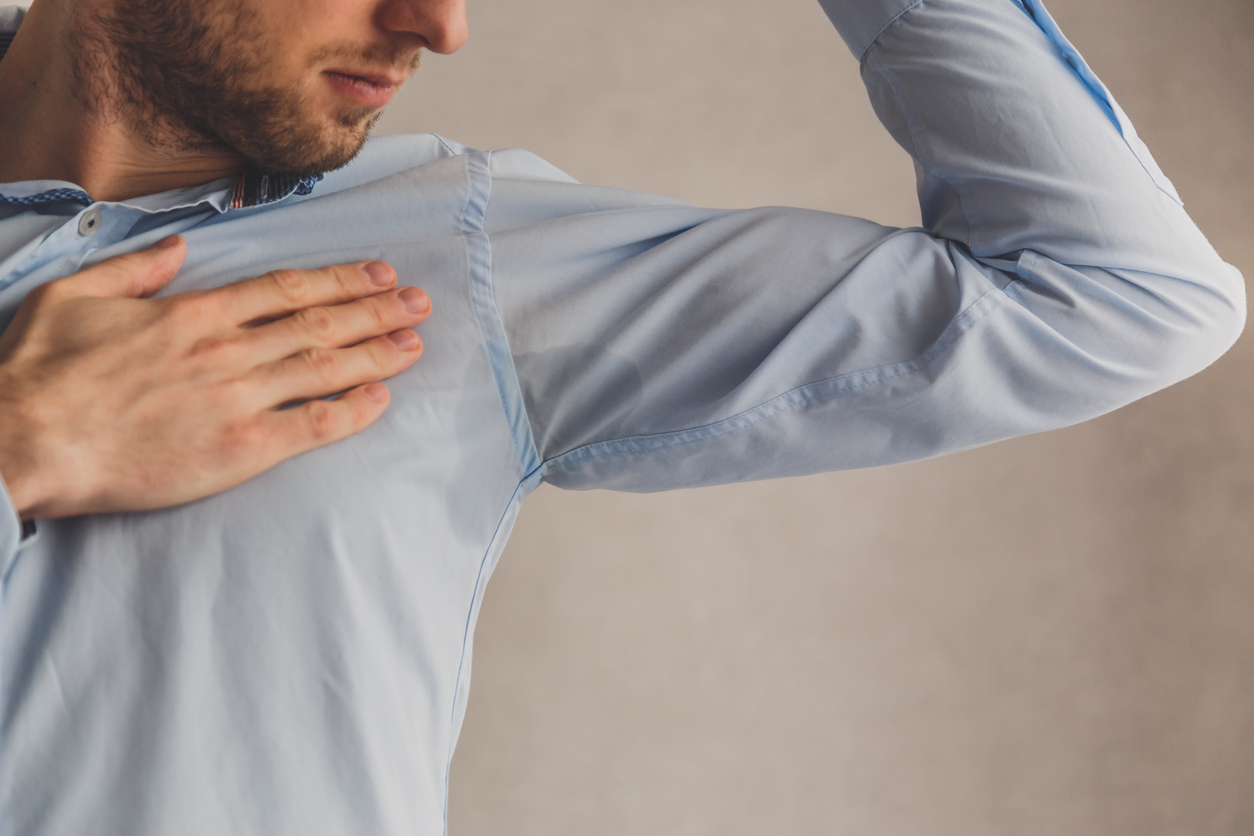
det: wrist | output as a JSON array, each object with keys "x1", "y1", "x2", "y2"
[
  {"x1": 0, "y1": 437, "x2": 48, "y2": 521},
  {"x1": 0, "y1": 388, "x2": 57, "y2": 520}
]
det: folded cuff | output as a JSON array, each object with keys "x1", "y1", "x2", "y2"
[{"x1": 816, "y1": 0, "x2": 924, "y2": 60}]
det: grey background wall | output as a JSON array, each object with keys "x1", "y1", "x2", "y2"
[{"x1": 373, "y1": 0, "x2": 1254, "y2": 833}]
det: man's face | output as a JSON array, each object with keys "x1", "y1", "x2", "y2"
[{"x1": 86, "y1": 0, "x2": 468, "y2": 176}]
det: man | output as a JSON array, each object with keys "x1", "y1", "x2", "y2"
[{"x1": 0, "y1": 0, "x2": 1243, "y2": 833}]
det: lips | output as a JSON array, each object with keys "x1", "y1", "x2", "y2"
[{"x1": 323, "y1": 70, "x2": 400, "y2": 108}]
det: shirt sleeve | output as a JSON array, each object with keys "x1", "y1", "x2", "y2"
[{"x1": 483, "y1": 0, "x2": 1246, "y2": 493}]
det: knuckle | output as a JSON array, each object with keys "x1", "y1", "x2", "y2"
[
  {"x1": 216, "y1": 376, "x2": 255, "y2": 408},
  {"x1": 303, "y1": 347, "x2": 340, "y2": 379},
  {"x1": 335, "y1": 263, "x2": 367, "y2": 294},
  {"x1": 349, "y1": 395, "x2": 379, "y2": 427},
  {"x1": 165, "y1": 291, "x2": 214, "y2": 326},
  {"x1": 304, "y1": 400, "x2": 340, "y2": 439},
  {"x1": 364, "y1": 339, "x2": 395, "y2": 370},
  {"x1": 187, "y1": 334, "x2": 233, "y2": 359},
  {"x1": 295, "y1": 306, "x2": 337, "y2": 343},
  {"x1": 220, "y1": 418, "x2": 265, "y2": 452},
  {"x1": 364, "y1": 296, "x2": 392, "y2": 331},
  {"x1": 268, "y1": 268, "x2": 311, "y2": 304}
]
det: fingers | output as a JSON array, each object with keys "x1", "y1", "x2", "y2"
[
  {"x1": 246, "y1": 286, "x2": 431, "y2": 361},
  {"x1": 54, "y1": 235, "x2": 187, "y2": 299},
  {"x1": 260, "y1": 382, "x2": 392, "y2": 457},
  {"x1": 259, "y1": 331, "x2": 424, "y2": 406},
  {"x1": 215, "y1": 261, "x2": 399, "y2": 325}
]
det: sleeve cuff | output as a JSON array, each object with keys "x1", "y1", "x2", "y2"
[{"x1": 816, "y1": 0, "x2": 924, "y2": 59}]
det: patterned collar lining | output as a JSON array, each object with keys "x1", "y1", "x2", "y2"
[
  {"x1": 0, "y1": 30, "x2": 322, "y2": 211},
  {"x1": 229, "y1": 168, "x2": 323, "y2": 210}
]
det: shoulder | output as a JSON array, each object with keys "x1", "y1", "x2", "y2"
[{"x1": 317, "y1": 134, "x2": 580, "y2": 197}]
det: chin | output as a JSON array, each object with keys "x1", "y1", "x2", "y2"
[
  {"x1": 255, "y1": 112, "x2": 376, "y2": 177},
  {"x1": 325, "y1": 116, "x2": 376, "y2": 160}
]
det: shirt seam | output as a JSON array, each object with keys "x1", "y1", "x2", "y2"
[
  {"x1": 855, "y1": 0, "x2": 926, "y2": 62},
  {"x1": 541, "y1": 280, "x2": 1014, "y2": 474},
  {"x1": 434, "y1": 135, "x2": 461, "y2": 158},
  {"x1": 441, "y1": 464, "x2": 543, "y2": 836},
  {"x1": 459, "y1": 151, "x2": 543, "y2": 477}
]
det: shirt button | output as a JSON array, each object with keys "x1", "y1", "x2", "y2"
[{"x1": 78, "y1": 207, "x2": 103, "y2": 236}]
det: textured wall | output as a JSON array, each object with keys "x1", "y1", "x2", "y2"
[{"x1": 375, "y1": 0, "x2": 1254, "y2": 833}]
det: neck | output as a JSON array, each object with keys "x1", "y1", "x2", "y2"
[{"x1": 0, "y1": 0, "x2": 245, "y2": 202}]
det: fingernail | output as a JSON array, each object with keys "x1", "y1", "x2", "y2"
[
  {"x1": 364, "y1": 383, "x2": 389, "y2": 402},
  {"x1": 398, "y1": 287, "x2": 429, "y2": 313},
  {"x1": 155, "y1": 235, "x2": 182, "y2": 249},
  {"x1": 387, "y1": 329, "x2": 420, "y2": 351},
  {"x1": 363, "y1": 261, "x2": 394, "y2": 287}
]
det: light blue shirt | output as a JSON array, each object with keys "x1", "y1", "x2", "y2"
[{"x1": 0, "y1": 0, "x2": 1244, "y2": 833}]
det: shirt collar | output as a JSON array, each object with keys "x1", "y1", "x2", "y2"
[
  {"x1": 228, "y1": 168, "x2": 323, "y2": 211},
  {"x1": 0, "y1": 6, "x2": 321, "y2": 213}
]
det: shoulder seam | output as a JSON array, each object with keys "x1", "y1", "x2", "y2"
[{"x1": 460, "y1": 151, "x2": 542, "y2": 477}]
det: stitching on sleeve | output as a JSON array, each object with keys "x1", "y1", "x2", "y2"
[
  {"x1": 460, "y1": 152, "x2": 543, "y2": 476},
  {"x1": 543, "y1": 278, "x2": 1017, "y2": 473},
  {"x1": 855, "y1": 0, "x2": 927, "y2": 62}
]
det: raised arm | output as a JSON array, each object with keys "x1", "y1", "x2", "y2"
[{"x1": 483, "y1": 0, "x2": 1244, "y2": 491}]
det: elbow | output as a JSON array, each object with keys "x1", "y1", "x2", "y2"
[
  {"x1": 1023, "y1": 256, "x2": 1248, "y2": 412},
  {"x1": 1183, "y1": 261, "x2": 1245, "y2": 373},
  {"x1": 1215, "y1": 263, "x2": 1247, "y2": 348},
  {"x1": 1144, "y1": 260, "x2": 1246, "y2": 388}
]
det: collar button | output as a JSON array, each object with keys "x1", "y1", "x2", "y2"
[{"x1": 78, "y1": 206, "x2": 103, "y2": 236}]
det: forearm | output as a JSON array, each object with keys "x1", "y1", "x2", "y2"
[{"x1": 821, "y1": 0, "x2": 1244, "y2": 367}]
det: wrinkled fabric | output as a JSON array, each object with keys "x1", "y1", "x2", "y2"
[{"x1": 0, "y1": 0, "x2": 1243, "y2": 833}]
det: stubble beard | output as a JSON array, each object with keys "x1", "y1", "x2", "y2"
[{"x1": 69, "y1": 0, "x2": 395, "y2": 178}]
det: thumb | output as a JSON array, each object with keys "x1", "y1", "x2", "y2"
[{"x1": 68, "y1": 235, "x2": 187, "y2": 299}]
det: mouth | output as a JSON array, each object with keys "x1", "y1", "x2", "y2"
[{"x1": 322, "y1": 70, "x2": 402, "y2": 108}]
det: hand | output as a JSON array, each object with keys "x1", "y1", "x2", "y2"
[{"x1": 0, "y1": 235, "x2": 431, "y2": 520}]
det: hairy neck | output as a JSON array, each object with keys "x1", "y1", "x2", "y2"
[{"x1": 0, "y1": 0, "x2": 244, "y2": 202}]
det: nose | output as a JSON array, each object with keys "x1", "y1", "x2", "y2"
[{"x1": 378, "y1": 0, "x2": 469, "y2": 54}]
